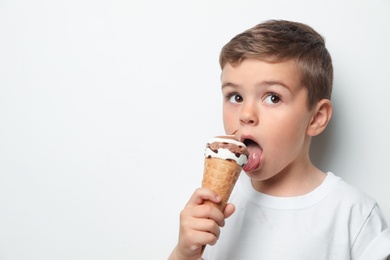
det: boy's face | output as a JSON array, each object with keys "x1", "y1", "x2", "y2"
[{"x1": 221, "y1": 58, "x2": 317, "y2": 185}]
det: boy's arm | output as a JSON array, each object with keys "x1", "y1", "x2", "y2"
[{"x1": 168, "y1": 188, "x2": 234, "y2": 260}]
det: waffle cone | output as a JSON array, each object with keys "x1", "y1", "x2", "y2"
[{"x1": 202, "y1": 157, "x2": 242, "y2": 212}]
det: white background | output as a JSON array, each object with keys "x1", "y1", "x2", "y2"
[{"x1": 0, "y1": 0, "x2": 389, "y2": 259}]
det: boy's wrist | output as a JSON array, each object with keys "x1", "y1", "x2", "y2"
[{"x1": 168, "y1": 246, "x2": 202, "y2": 260}]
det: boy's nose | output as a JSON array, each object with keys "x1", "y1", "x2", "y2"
[{"x1": 239, "y1": 104, "x2": 258, "y2": 126}]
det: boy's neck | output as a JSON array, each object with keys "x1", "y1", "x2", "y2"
[{"x1": 251, "y1": 163, "x2": 326, "y2": 197}]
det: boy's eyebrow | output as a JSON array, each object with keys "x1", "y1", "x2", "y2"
[
  {"x1": 221, "y1": 82, "x2": 239, "y2": 89},
  {"x1": 261, "y1": 81, "x2": 291, "y2": 91},
  {"x1": 221, "y1": 81, "x2": 291, "y2": 91}
]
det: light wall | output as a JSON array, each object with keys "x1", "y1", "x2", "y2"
[{"x1": 0, "y1": 1, "x2": 389, "y2": 259}]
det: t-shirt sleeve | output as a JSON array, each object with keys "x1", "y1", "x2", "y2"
[{"x1": 353, "y1": 204, "x2": 390, "y2": 260}]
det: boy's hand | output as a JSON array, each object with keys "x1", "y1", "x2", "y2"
[{"x1": 169, "y1": 188, "x2": 235, "y2": 260}]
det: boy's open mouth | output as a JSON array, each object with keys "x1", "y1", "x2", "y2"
[{"x1": 243, "y1": 138, "x2": 262, "y2": 172}]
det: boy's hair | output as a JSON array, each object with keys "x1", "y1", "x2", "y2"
[{"x1": 219, "y1": 20, "x2": 333, "y2": 109}]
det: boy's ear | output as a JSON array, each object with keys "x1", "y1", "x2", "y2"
[{"x1": 306, "y1": 99, "x2": 332, "y2": 137}]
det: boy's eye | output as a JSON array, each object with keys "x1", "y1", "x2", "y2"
[
  {"x1": 227, "y1": 93, "x2": 243, "y2": 103},
  {"x1": 264, "y1": 93, "x2": 281, "y2": 104}
]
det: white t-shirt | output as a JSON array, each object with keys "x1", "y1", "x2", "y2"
[{"x1": 203, "y1": 172, "x2": 390, "y2": 260}]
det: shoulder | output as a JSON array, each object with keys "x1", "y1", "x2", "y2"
[
  {"x1": 325, "y1": 173, "x2": 389, "y2": 252},
  {"x1": 326, "y1": 172, "x2": 376, "y2": 207},
  {"x1": 325, "y1": 173, "x2": 388, "y2": 229},
  {"x1": 322, "y1": 173, "x2": 382, "y2": 229}
]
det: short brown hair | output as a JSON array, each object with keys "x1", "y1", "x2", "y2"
[{"x1": 219, "y1": 20, "x2": 333, "y2": 109}]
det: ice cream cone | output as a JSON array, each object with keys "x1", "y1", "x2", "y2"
[
  {"x1": 200, "y1": 134, "x2": 248, "y2": 256},
  {"x1": 202, "y1": 157, "x2": 242, "y2": 212}
]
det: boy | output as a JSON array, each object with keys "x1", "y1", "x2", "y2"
[{"x1": 169, "y1": 20, "x2": 390, "y2": 259}]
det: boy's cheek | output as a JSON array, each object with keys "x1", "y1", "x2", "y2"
[
  {"x1": 222, "y1": 118, "x2": 236, "y2": 135},
  {"x1": 222, "y1": 114, "x2": 230, "y2": 131}
]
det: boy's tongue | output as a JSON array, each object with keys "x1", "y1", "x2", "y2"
[{"x1": 243, "y1": 143, "x2": 262, "y2": 172}]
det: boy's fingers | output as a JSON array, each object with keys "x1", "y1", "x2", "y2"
[
  {"x1": 182, "y1": 229, "x2": 219, "y2": 251},
  {"x1": 185, "y1": 188, "x2": 221, "y2": 207},
  {"x1": 223, "y1": 203, "x2": 235, "y2": 219},
  {"x1": 193, "y1": 204, "x2": 226, "y2": 227},
  {"x1": 190, "y1": 218, "x2": 221, "y2": 238}
]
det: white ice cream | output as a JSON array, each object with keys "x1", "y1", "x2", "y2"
[{"x1": 204, "y1": 137, "x2": 248, "y2": 167}]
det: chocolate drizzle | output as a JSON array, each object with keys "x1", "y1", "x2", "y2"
[{"x1": 207, "y1": 141, "x2": 249, "y2": 159}]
